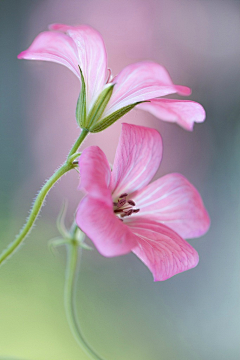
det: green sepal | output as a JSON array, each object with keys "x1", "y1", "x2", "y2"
[
  {"x1": 86, "y1": 84, "x2": 115, "y2": 129},
  {"x1": 89, "y1": 101, "x2": 144, "y2": 133},
  {"x1": 76, "y1": 66, "x2": 87, "y2": 128}
]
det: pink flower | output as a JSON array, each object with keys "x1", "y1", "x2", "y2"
[
  {"x1": 18, "y1": 24, "x2": 205, "y2": 131},
  {"x1": 76, "y1": 123, "x2": 210, "y2": 281}
]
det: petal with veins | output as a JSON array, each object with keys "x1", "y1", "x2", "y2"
[
  {"x1": 130, "y1": 173, "x2": 210, "y2": 239},
  {"x1": 111, "y1": 123, "x2": 163, "y2": 199},
  {"x1": 127, "y1": 218, "x2": 199, "y2": 281},
  {"x1": 78, "y1": 146, "x2": 112, "y2": 207},
  {"x1": 76, "y1": 196, "x2": 138, "y2": 257},
  {"x1": 18, "y1": 31, "x2": 80, "y2": 77},
  {"x1": 103, "y1": 62, "x2": 191, "y2": 116},
  {"x1": 138, "y1": 99, "x2": 206, "y2": 131},
  {"x1": 19, "y1": 24, "x2": 107, "y2": 110},
  {"x1": 57, "y1": 25, "x2": 107, "y2": 109}
]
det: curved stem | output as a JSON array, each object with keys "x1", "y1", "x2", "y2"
[
  {"x1": 65, "y1": 241, "x2": 105, "y2": 360},
  {"x1": 0, "y1": 129, "x2": 89, "y2": 265},
  {"x1": 68, "y1": 129, "x2": 88, "y2": 158},
  {"x1": 0, "y1": 163, "x2": 72, "y2": 265}
]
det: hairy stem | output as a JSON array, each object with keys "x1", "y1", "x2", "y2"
[
  {"x1": 68, "y1": 129, "x2": 88, "y2": 157},
  {"x1": 0, "y1": 129, "x2": 89, "y2": 265},
  {"x1": 65, "y1": 241, "x2": 105, "y2": 360}
]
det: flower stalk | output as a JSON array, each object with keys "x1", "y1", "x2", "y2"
[
  {"x1": 0, "y1": 129, "x2": 89, "y2": 266},
  {"x1": 64, "y1": 230, "x2": 105, "y2": 360}
]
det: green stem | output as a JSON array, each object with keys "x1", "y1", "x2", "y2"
[
  {"x1": 68, "y1": 129, "x2": 88, "y2": 157},
  {"x1": 65, "y1": 241, "x2": 105, "y2": 360},
  {"x1": 0, "y1": 129, "x2": 89, "y2": 265}
]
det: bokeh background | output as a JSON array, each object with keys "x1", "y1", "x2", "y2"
[{"x1": 1, "y1": 0, "x2": 240, "y2": 359}]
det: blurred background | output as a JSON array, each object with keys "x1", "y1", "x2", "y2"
[{"x1": 0, "y1": 0, "x2": 240, "y2": 359}]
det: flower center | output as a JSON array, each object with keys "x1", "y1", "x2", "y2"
[{"x1": 113, "y1": 193, "x2": 140, "y2": 220}]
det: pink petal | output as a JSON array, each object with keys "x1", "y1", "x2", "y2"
[
  {"x1": 138, "y1": 99, "x2": 206, "y2": 131},
  {"x1": 50, "y1": 24, "x2": 108, "y2": 109},
  {"x1": 18, "y1": 31, "x2": 80, "y2": 77},
  {"x1": 18, "y1": 24, "x2": 108, "y2": 109},
  {"x1": 111, "y1": 123, "x2": 163, "y2": 199},
  {"x1": 76, "y1": 196, "x2": 138, "y2": 257},
  {"x1": 129, "y1": 173, "x2": 210, "y2": 239},
  {"x1": 78, "y1": 146, "x2": 112, "y2": 207},
  {"x1": 103, "y1": 62, "x2": 191, "y2": 116},
  {"x1": 127, "y1": 218, "x2": 199, "y2": 281}
]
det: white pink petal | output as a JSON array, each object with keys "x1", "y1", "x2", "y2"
[
  {"x1": 103, "y1": 62, "x2": 191, "y2": 116},
  {"x1": 129, "y1": 173, "x2": 210, "y2": 239},
  {"x1": 128, "y1": 218, "x2": 199, "y2": 281},
  {"x1": 78, "y1": 146, "x2": 112, "y2": 207},
  {"x1": 55, "y1": 25, "x2": 107, "y2": 109},
  {"x1": 138, "y1": 99, "x2": 206, "y2": 130},
  {"x1": 111, "y1": 123, "x2": 163, "y2": 199},
  {"x1": 18, "y1": 31, "x2": 80, "y2": 78},
  {"x1": 19, "y1": 24, "x2": 108, "y2": 110},
  {"x1": 76, "y1": 196, "x2": 138, "y2": 257}
]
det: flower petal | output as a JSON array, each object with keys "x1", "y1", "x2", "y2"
[
  {"x1": 111, "y1": 123, "x2": 163, "y2": 199},
  {"x1": 78, "y1": 146, "x2": 112, "y2": 207},
  {"x1": 127, "y1": 218, "x2": 199, "y2": 281},
  {"x1": 18, "y1": 24, "x2": 108, "y2": 110},
  {"x1": 103, "y1": 62, "x2": 191, "y2": 116},
  {"x1": 138, "y1": 99, "x2": 206, "y2": 131},
  {"x1": 76, "y1": 196, "x2": 138, "y2": 257},
  {"x1": 129, "y1": 173, "x2": 210, "y2": 239},
  {"x1": 18, "y1": 30, "x2": 80, "y2": 77},
  {"x1": 50, "y1": 24, "x2": 108, "y2": 109}
]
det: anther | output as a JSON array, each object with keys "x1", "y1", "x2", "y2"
[
  {"x1": 128, "y1": 200, "x2": 135, "y2": 206},
  {"x1": 133, "y1": 209, "x2": 140, "y2": 213},
  {"x1": 117, "y1": 199, "x2": 126, "y2": 208},
  {"x1": 119, "y1": 193, "x2": 128, "y2": 198},
  {"x1": 114, "y1": 209, "x2": 123, "y2": 213}
]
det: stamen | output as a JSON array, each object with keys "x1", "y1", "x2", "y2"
[
  {"x1": 119, "y1": 193, "x2": 128, "y2": 198},
  {"x1": 114, "y1": 209, "x2": 125, "y2": 213},
  {"x1": 117, "y1": 199, "x2": 126, "y2": 208},
  {"x1": 113, "y1": 193, "x2": 140, "y2": 220}
]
